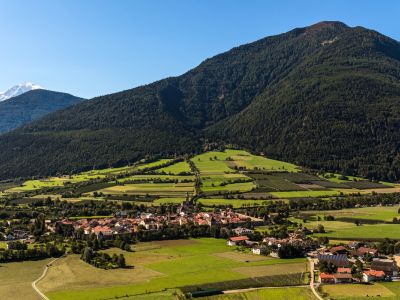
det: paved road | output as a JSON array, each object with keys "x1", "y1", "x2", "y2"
[
  {"x1": 308, "y1": 257, "x2": 324, "y2": 300},
  {"x1": 31, "y1": 255, "x2": 65, "y2": 300}
]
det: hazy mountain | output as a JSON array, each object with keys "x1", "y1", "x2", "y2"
[
  {"x1": 0, "y1": 21, "x2": 399, "y2": 181},
  {"x1": 0, "y1": 89, "x2": 84, "y2": 133},
  {"x1": 0, "y1": 82, "x2": 42, "y2": 101}
]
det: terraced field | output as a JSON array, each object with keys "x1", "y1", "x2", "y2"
[{"x1": 4, "y1": 149, "x2": 400, "y2": 208}]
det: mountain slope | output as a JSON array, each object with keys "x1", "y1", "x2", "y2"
[
  {"x1": 0, "y1": 90, "x2": 84, "y2": 133},
  {"x1": 0, "y1": 21, "x2": 399, "y2": 180}
]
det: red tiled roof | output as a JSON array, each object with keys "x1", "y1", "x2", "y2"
[
  {"x1": 330, "y1": 246, "x2": 347, "y2": 253},
  {"x1": 320, "y1": 273, "x2": 335, "y2": 279},
  {"x1": 364, "y1": 269, "x2": 385, "y2": 277},
  {"x1": 337, "y1": 267, "x2": 352, "y2": 274},
  {"x1": 357, "y1": 247, "x2": 378, "y2": 255},
  {"x1": 229, "y1": 236, "x2": 249, "y2": 242}
]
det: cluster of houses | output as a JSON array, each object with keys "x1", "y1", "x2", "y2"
[
  {"x1": 316, "y1": 241, "x2": 399, "y2": 283},
  {"x1": 227, "y1": 231, "x2": 319, "y2": 258},
  {"x1": 42, "y1": 209, "x2": 263, "y2": 239}
]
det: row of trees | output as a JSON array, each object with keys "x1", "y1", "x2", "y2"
[{"x1": 0, "y1": 243, "x2": 65, "y2": 263}]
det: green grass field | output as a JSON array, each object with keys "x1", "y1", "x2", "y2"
[
  {"x1": 198, "y1": 198, "x2": 272, "y2": 208},
  {"x1": 310, "y1": 221, "x2": 400, "y2": 240},
  {"x1": 156, "y1": 161, "x2": 193, "y2": 174},
  {"x1": 192, "y1": 151, "x2": 238, "y2": 174},
  {"x1": 321, "y1": 283, "x2": 398, "y2": 299},
  {"x1": 207, "y1": 287, "x2": 315, "y2": 300},
  {"x1": 118, "y1": 174, "x2": 195, "y2": 183},
  {"x1": 99, "y1": 182, "x2": 195, "y2": 197},
  {"x1": 41, "y1": 238, "x2": 307, "y2": 300},
  {"x1": 192, "y1": 150, "x2": 300, "y2": 174},
  {"x1": 270, "y1": 190, "x2": 341, "y2": 198},
  {"x1": 300, "y1": 206, "x2": 400, "y2": 222},
  {"x1": 228, "y1": 152, "x2": 300, "y2": 172}
]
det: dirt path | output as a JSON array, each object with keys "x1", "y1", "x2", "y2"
[
  {"x1": 308, "y1": 257, "x2": 324, "y2": 300},
  {"x1": 31, "y1": 255, "x2": 65, "y2": 300},
  {"x1": 223, "y1": 285, "x2": 308, "y2": 294}
]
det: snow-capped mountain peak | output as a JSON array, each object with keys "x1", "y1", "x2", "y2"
[{"x1": 0, "y1": 82, "x2": 43, "y2": 101}]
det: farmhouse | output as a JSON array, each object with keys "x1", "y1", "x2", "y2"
[
  {"x1": 320, "y1": 272, "x2": 353, "y2": 284},
  {"x1": 227, "y1": 236, "x2": 249, "y2": 246},
  {"x1": 363, "y1": 269, "x2": 386, "y2": 282},
  {"x1": 352, "y1": 247, "x2": 378, "y2": 257},
  {"x1": 232, "y1": 227, "x2": 253, "y2": 236},
  {"x1": 371, "y1": 258, "x2": 398, "y2": 277},
  {"x1": 252, "y1": 245, "x2": 268, "y2": 255},
  {"x1": 329, "y1": 246, "x2": 348, "y2": 255},
  {"x1": 320, "y1": 273, "x2": 335, "y2": 284}
]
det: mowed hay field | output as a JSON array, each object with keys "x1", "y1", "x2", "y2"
[
  {"x1": 41, "y1": 238, "x2": 307, "y2": 300},
  {"x1": 207, "y1": 287, "x2": 316, "y2": 300},
  {"x1": 0, "y1": 259, "x2": 52, "y2": 300},
  {"x1": 321, "y1": 283, "x2": 400, "y2": 299}
]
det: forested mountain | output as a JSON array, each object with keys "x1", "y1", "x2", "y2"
[
  {"x1": 0, "y1": 21, "x2": 399, "y2": 181},
  {"x1": 0, "y1": 90, "x2": 83, "y2": 133}
]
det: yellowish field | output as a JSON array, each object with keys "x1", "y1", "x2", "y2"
[
  {"x1": 0, "y1": 259, "x2": 52, "y2": 300},
  {"x1": 207, "y1": 287, "x2": 315, "y2": 300},
  {"x1": 99, "y1": 182, "x2": 195, "y2": 197},
  {"x1": 321, "y1": 283, "x2": 395, "y2": 299},
  {"x1": 37, "y1": 254, "x2": 163, "y2": 294},
  {"x1": 232, "y1": 262, "x2": 307, "y2": 277}
]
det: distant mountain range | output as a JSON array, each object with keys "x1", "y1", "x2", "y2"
[
  {"x1": 0, "y1": 89, "x2": 83, "y2": 133},
  {"x1": 0, "y1": 82, "x2": 42, "y2": 101},
  {"x1": 0, "y1": 21, "x2": 399, "y2": 181}
]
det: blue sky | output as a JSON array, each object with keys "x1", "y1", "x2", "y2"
[{"x1": 1, "y1": 0, "x2": 399, "y2": 98}]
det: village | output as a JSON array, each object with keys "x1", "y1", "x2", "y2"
[{"x1": 2, "y1": 201, "x2": 400, "y2": 290}]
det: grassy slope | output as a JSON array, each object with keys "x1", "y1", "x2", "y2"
[{"x1": 0, "y1": 259, "x2": 52, "y2": 300}]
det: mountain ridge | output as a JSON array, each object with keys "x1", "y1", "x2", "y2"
[
  {"x1": 0, "y1": 89, "x2": 84, "y2": 133},
  {"x1": 0, "y1": 82, "x2": 42, "y2": 101},
  {"x1": 0, "y1": 21, "x2": 399, "y2": 181}
]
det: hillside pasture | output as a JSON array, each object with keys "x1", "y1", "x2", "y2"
[
  {"x1": 228, "y1": 153, "x2": 300, "y2": 172},
  {"x1": 155, "y1": 161, "x2": 193, "y2": 174},
  {"x1": 200, "y1": 174, "x2": 255, "y2": 194},
  {"x1": 98, "y1": 182, "x2": 195, "y2": 197}
]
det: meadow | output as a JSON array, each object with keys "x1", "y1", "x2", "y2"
[
  {"x1": 40, "y1": 238, "x2": 308, "y2": 300},
  {"x1": 299, "y1": 206, "x2": 400, "y2": 222},
  {"x1": 98, "y1": 182, "x2": 195, "y2": 197},
  {"x1": 207, "y1": 287, "x2": 316, "y2": 300},
  {"x1": 0, "y1": 258, "x2": 52, "y2": 300},
  {"x1": 320, "y1": 282, "x2": 400, "y2": 299},
  {"x1": 313, "y1": 223, "x2": 400, "y2": 240}
]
